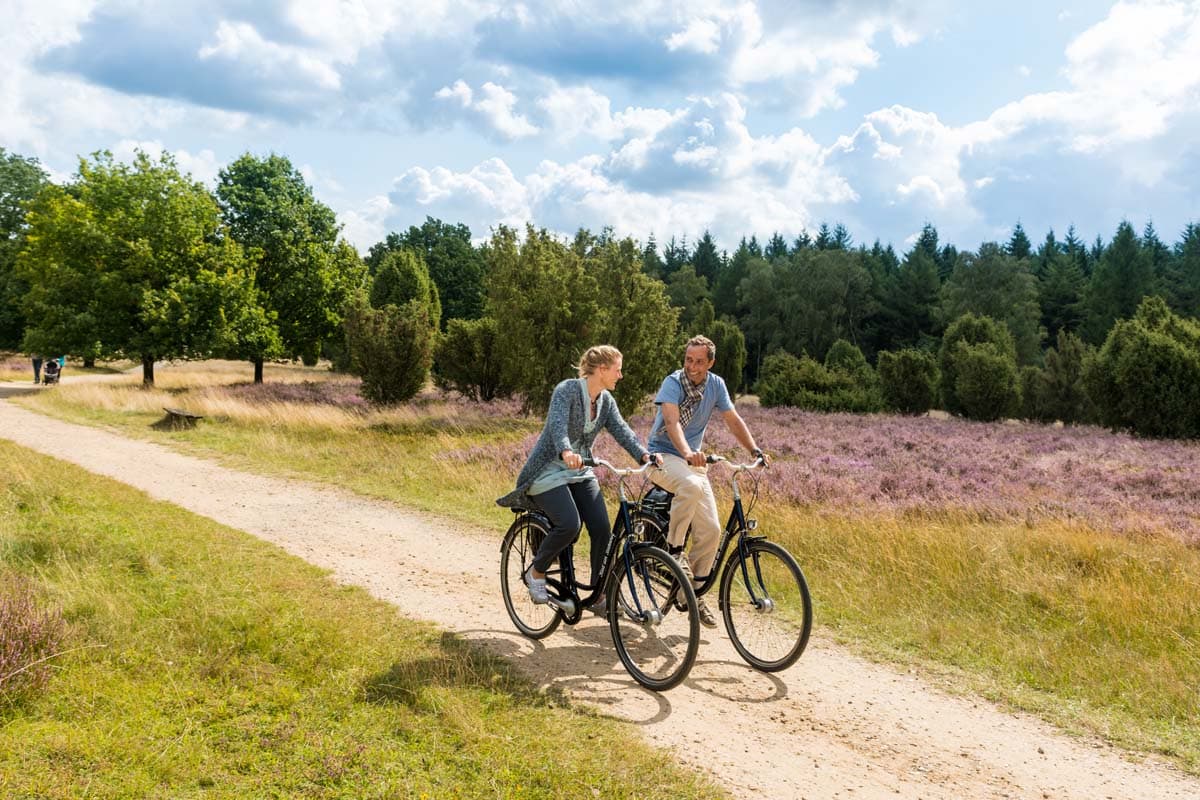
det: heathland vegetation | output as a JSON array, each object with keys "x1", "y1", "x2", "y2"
[
  {"x1": 6, "y1": 366, "x2": 1200, "y2": 775},
  {"x1": 3, "y1": 143, "x2": 1200, "y2": 783}
]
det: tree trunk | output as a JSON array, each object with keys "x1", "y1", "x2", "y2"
[
  {"x1": 83, "y1": 357, "x2": 95, "y2": 368},
  {"x1": 142, "y1": 355, "x2": 155, "y2": 386},
  {"x1": 254, "y1": 357, "x2": 264, "y2": 384}
]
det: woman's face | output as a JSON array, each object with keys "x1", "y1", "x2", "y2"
[{"x1": 597, "y1": 356, "x2": 623, "y2": 391}]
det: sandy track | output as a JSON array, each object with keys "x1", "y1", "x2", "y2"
[{"x1": 1, "y1": 387, "x2": 1196, "y2": 799}]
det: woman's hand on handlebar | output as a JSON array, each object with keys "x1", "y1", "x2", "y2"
[{"x1": 561, "y1": 449, "x2": 584, "y2": 470}]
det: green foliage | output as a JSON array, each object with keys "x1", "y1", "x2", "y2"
[
  {"x1": 1022, "y1": 329, "x2": 1096, "y2": 424},
  {"x1": 666, "y1": 263, "x2": 710, "y2": 328},
  {"x1": 370, "y1": 248, "x2": 441, "y2": 329},
  {"x1": 940, "y1": 242, "x2": 1042, "y2": 365},
  {"x1": 1083, "y1": 221, "x2": 1156, "y2": 344},
  {"x1": 369, "y1": 218, "x2": 486, "y2": 325},
  {"x1": 938, "y1": 313, "x2": 1017, "y2": 416},
  {"x1": 952, "y1": 341, "x2": 1021, "y2": 422},
  {"x1": 1084, "y1": 296, "x2": 1200, "y2": 438},
  {"x1": 577, "y1": 229, "x2": 680, "y2": 410},
  {"x1": 877, "y1": 348, "x2": 939, "y2": 415},
  {"x1": 343, "y1": 294, "x2": 435, "y2": 404},
  {"x1": 706, "y1": 318, "x2": 747, "y2": 395},
  {"x1": 0, "y1": 148, "x2": 49, "y2": 349},
  {"x1": 434, "y1": 316, "x2": 511, "y2": 401},
  {"x1": 756, "y1": 350, "x2": 883, "y2": 412},
  {"x1": 216, "y1": 153, "x2": 366, "y2": 373},
  {"x1": 877, "y1": 247, "x2": 941, "y2": 351},
  {"x1": 483, "y1": 226, "x2": 599, "y2": 412},
  {"x1": 18, "y1": 151, "x2": 260, "y2": 383}
]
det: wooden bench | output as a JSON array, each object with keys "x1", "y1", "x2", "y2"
[{"x1": 162, "y1": 407, "x2": 204, "y2": 428}]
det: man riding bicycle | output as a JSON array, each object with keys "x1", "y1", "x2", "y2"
[{"x1": 647, "y1": 335, "x2": 767, "y2": 628}]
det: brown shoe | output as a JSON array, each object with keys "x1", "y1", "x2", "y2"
[{"x1": 696, "y1": 599, "x2": 718, "y2": 629}]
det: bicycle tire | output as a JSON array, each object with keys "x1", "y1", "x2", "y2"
[
  {"x1": 500, "y1": 514, "x2": 562, "y2": 639},
  {"x1": 719, "y1": 539, "x2": 812, "y2": 672},
  {"x1": 608, "y1": 544, "x2": 699, "y2": 691}
]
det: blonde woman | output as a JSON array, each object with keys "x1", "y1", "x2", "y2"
[{"x1": 497, "y1": 345, "x2": 658, "y2": 613}]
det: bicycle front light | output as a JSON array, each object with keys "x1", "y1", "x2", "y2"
[{"x1": 746, "y1": 519, "x2": 758, "y2": 531}]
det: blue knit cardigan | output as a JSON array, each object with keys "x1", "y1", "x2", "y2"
[{"x1": 496, "y1": 378, "x2": 648, "y2": 508}]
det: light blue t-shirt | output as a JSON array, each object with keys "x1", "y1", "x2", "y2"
[{"x1": 646, "y1": 370, "x2": 734, "y2": 459}]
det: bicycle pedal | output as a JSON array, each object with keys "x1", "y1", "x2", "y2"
[{"x1": 546, "y1": 596, "x2": 577, "y2": 617}]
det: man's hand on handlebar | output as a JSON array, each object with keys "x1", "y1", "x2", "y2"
[
  {"x1": 685, "y1": 451, "x2": 707, "y2": 467},
  {"x1": 751, "y1": 447, "x2": 771, "y2": 466},
  {"x1": 642, "y1": 452, "x2": 664, "y2": 467}
]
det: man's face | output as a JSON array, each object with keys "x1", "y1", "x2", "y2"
[{"x1": 683, "y1": 345, "x2": 714, "y2": 384}]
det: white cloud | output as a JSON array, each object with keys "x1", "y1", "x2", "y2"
[
  {"x1": 433, "y1": 79, "x2": 538, "y2": 140},
  {"x1": 665, "y1": 17, "x2": 722, "y2": 54},
  {"x1": 536, "y1": 85, "x2": 680, "y2": 143},
  {"x1": 198, "y1": 20, "x2": 342, "y2": 91}
]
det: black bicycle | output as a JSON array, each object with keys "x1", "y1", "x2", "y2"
[
  {"x1": 635, "y1": 454, "x2": 813, "y2": 672},
  {"x1": 499, "y1": 458, "x2": 700, "y2": 691}
]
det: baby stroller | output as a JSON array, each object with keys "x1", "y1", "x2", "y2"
[{"x1": 42, "y1": 359, "x2": 61, "y2": 385}]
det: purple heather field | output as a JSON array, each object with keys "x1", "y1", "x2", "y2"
[
  {"x1": 213, "y1": 380, "x2": 1200, "y2": 543},
  {"x1": 445, "y1": 400, "x2": 1200, "y2": 545}
]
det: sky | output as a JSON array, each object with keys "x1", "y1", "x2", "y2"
[{"x1": 3, "y1": 0, "x2": 1199, "y2": 256}]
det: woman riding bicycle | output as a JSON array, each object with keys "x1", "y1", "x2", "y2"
[{"x1": 496, "y1": 345, "x2": 657, "y2": 614}]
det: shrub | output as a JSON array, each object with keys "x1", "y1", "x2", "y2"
[
  {"x1": 756, "y1": 350, "x2": 883, "y2": 412},
  {"x1": 1032, "y1": 329, "x2": 1096, "y2": 424},
  {"x1": 434, "y1": 317, "x2": 511, "y2": 401},
  {"x1": 877, "y1": 348, "x2": 939, "y2": 414},
  {"x1": 938, "y1": 313, "x2": 1017, "y2": 416},
  {"x1": 953, "y1": 341, "x2": 1021, "y2": 422},
  {"x1": 1084, "y1": 296, "x2": 1200, "y2": 438},
  {"x1": 707, "y1": 318, "x2": 747, "y2": 395},
  {"x1": 1019, "y1": 365, "x2": 1050, "y2": 422},
  {"x1": 0, "y1": 575, "x2": 66, "y2": 703},
  {"x1": 343, "y1": 296, "x2": 436, "y2": 404}
]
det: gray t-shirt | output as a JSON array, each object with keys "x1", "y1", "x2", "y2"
[{"x1": 646, "y1": 370, "x2": 733, "y2": 458}]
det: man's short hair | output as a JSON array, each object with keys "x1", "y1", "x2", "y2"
[{"x1": 685, "y1": 335, "x2": 716, "y2": 361}]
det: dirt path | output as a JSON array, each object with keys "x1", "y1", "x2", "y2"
[{"x1": 2, "y1": 384, "x2": 1196, "y2": 799}]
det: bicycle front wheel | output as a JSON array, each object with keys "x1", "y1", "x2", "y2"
[
  {"x1": 500, "y1": 515, "x2": 561, "y2": 639},
  {"x1": 720, "y1": 539, "x2": 812, "y2": 672},
  {"x1": 608, "y1": 545, "x2": 699, "y2": 691}
]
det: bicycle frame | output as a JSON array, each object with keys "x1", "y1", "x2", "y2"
[
  {"x1": 537, "y1": 459, "x2": 659, "y2": 624},
  {"x1": 643, "y1": 456, "x2": 768, "y2": 602}
]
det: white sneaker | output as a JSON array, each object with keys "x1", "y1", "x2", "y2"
[{"x1": 525, "y1": 565, "x2": 549, "y2": 604}]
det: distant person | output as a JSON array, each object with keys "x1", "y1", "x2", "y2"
[
  {"x1": 32, "y1": 355, "x2": 43, "y2": 384},
  {"x1": 497, "y1": 345, "x2": 657, "y2": 614},
  {"x1": 647, "y1": 335, "x2": 768, "y2": 628}
]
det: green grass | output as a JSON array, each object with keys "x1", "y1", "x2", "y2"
[
  {"x1": 13, "y1": 366, "x2": 1200, "y2": 774},
  {"x1": 0, "y1": 441, "x2": 723, "y2": 799}
]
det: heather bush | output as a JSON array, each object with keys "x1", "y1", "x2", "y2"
[
  {"x1": 1084, "y1": 296, "x2": 1200, "y2": 438},
  {"x1": 953, "y1": 341, "x2": 1021, "y2": 422},
  {"x1": 877, "y1": 348, "x2": 939, "y2": 414},
  {"x1": 0, "y1": 574, "x2": 66, "y2": 703},
  {"x1": 434, "y1": 316, "x2": 511, "y2": 401},
  {"x1": 343, "y1": 295, "x2": 436, "y2": 404},
  {"x1": 939, "y1": 313, "x2": 1017, "y2": 415}
]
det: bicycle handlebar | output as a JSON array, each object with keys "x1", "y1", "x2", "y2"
[
  {"x1": 582, "y1": 457, "x2": 659, "y2": 476},
  {"x1": 705, "y1": 453, "x2": 768, "y2": 471}
]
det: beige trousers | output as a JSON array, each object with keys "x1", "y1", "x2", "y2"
[{"x1": 650, "y1": 454, "x2": 722, "y2": 581}]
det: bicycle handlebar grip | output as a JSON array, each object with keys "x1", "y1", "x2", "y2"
[
  {"x1": 582, "y1": 457, "x2": 598, "y2": 468},
  {"x1": 706, "y1": 454, "x2": 721, "y2": 464}
]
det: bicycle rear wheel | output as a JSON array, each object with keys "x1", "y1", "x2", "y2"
[
  {"x1": 720, "y1": 539, "x2": 812, "y2": 672},
  {"x1": 500, "y1": 514, "x2": 562, "y2": 639},
  {"x1": 608, "y1": 545, "x2": 699, "y2": 691}
]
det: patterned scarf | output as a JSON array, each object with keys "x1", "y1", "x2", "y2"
[{"x1": 678, "y1": 372, "x2": 706, "y2": 428}]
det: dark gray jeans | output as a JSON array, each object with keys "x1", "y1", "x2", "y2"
[{"x1": 529, "y1": 479, "x2": 610, "y2": 583}]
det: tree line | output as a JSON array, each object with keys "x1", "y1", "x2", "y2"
[{"x1": 2, "y1": 146, "x2": 1198, "y2": 436}]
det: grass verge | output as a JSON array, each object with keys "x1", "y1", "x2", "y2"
[
  {"x1": 14, "y1": 366, "x2": 1200, "y2": 773},
  {"x1": 0, "y1": 440, "x2": 722, "y2": 799}
]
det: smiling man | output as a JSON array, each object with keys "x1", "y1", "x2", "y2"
[{"x1": 647, "y1": 334, "x2": 766, "y2": 628}]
